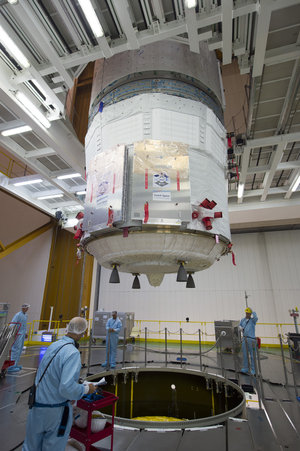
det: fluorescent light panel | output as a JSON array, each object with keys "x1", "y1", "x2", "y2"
[
  {"x1": 32, "y1": 79, "x2": 48, "y2": 100},
  {"x1": 57, "y1": 173, "x2": 81, "y2": 180},
  {"x1": 291, "y1": 175, "x2": 300, "y2": 192},
  {"x1": 38, "y1": 193, "x2": 63, "y2": 200},
  {"x1": 78, "y1": 0, "x2": 104, "y2": 37},
  {"x1": 1, "y1": 125, "x2": 32, "y2": 136},
  {"x1": 185, "y1": 0, "x2": 197, "y2": 8},
  {"x1": 237, "y1": 183, "x2": 244, "y2": 198},
  {"x1": 15, "y1": 91, "x2": 51, "y2": 129},
  {"x1": 76, "y1": 190, "x2": 86, "y2": 195},
  {"x1": 14, "y1": 178, "x2": 43, "y2": 186},
  {"x1": 0, "y1": 25, "x2": 30, "y2": 68},
  {"x1": 65, "y1": 218, "x2": 79, "y2": 227}
]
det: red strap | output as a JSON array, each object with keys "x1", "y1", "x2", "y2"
[
  {"x1": 177, "y1": 171, "x2": 180, "y2": 191},
  {"x1": 145, "y1": 169, "x2": 148, "y2": 189},
  {"x1": 144, "y1": 202, "x2": 149, "y2": 223},
  {"x1": 112, "y1": 173, "x2": 116, "y2": 193},
  {"x1": 235, "y1": 165, "x2": 239, "y2": 180},
  {"x1": 107, "y1": 207, "x2": 114, "y2": 226},
  {"x1": 231, "y1": 251, "x2": 236, "y2": 266}
]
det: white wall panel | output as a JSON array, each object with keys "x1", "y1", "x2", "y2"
[
  {"x1": 96, "y1": 230, "x2": 300, "y2": 345},
  {"x1": 0, "y1": 229, "x2": 52, "y2": 329}
]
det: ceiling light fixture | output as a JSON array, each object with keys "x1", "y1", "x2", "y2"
[
  {"x1": 78, "y1": 0, "x2": 104, "y2": 38},
  {"x1": 291, "y1": 175, "x2": 300, "y2": 193},
  {"x1": 57, "y1": 173, "x2": 82, "y2": 180},
  {"x1": 7, "y1": 0, "x2": 19, "y2": 4},
  {"x1": 14, "y1": 178, "x2": 43, "y2": 187},
  {"x1": 65, "y1": 218, "x2": 79, "y2": 228},
  {"x1": 185, "y1": 0, "x2": 197, "y2": 8},
  {"x1": 76, "y1": 191, "x2": 86, "y2": 195},
  {"x1": 15, "y1": 91, "x2": 51, "y2": 129},
  {"x1": 237, "y1": 183, "x2": 244, "y2": 199},
  {"x1": 0, "y1": 26, "x2": 30, "y2": 68},
  {"x1": 1, "y1": 125, "x2": 32, "y2": 136},
  {"x1": 37, "y1": 194, "x2": 63, "y2": 200}
]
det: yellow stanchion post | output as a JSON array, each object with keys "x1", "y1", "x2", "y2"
[
  {"x1": 211, "y1": 388, "x2": 215, "y2": 416},
  {"x1": 115, "y1": 381, "x2": 118, "y2": 417},
  {"x1": 130, "y1": 374, "x2": 134, "y2": 419}
]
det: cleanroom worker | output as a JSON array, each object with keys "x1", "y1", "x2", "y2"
[
  {"x1": 8, "y1": 303, "x2": 30, "y2": 373},
  {"x1": 102, "y1": 310, "x2": 122, "y2": 369},
  {"x1": 240, "y1": 307, "x2": 258, "y2": 375},
  {"x1": 22, "y1": 317, "x2": 96, "y2": 451}
]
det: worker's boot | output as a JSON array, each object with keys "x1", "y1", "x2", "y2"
[{"x1": 7, "y1": 366, "x2": 21, "y2": 373}]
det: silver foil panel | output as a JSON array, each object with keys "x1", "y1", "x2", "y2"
[
  {"x1": 131, "y1": 140, "x2": 191, "y2": 225},
  {"x1": 84, "y1": 144, "x2": 125, "y2": 233}
]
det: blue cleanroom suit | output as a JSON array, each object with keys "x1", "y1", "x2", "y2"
[
  {"x1": 240, "y1": 311, "x2": 258, "y2": 374},
  {"x1": 22, "y1": 336, "x2": 85, "y2": 451},
  {"x1": 103, "y1": 317, "x2": 122, "y2": 368},
  {"x1": 8, "y1": 310, "x2": 28, "y2": 372}
]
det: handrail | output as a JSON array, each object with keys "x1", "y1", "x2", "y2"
[{"x1": 24, "y1": 318, "x2": 297, "y2": 346}]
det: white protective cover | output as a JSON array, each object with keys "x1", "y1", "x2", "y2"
[{"x1": 85, "y1": 93, "x2": 230, "y2": 240}]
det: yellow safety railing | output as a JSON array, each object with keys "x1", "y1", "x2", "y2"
[
  {"x1": 0, "y1": 149, "x2": 34, "y2": 178},
  {"x1": 25, "y1": 318, "x2": 94, "y2": 345},
  {"x1": 24, "y1": 318, "x2": 297, "y2": 347}
]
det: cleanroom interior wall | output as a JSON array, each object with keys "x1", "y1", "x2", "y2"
[
  {"x1": 97, "y1": 230, "x2": 300, "y2": 345},
  {"x1": 0, "y1": 228, "x2": 53, "y2": 327}
]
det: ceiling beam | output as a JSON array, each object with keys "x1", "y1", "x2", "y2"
[
  {"x1": 0, "y1": 15, "x2": 65, "y2": 113},
  {"x1": 265, "y1": 0, "x2": 300, "y2": 10},
  {"x1": 285, "y1": 169, "x2": 300, "y2": 199},
  {"x1": 52, "y1": 0, "x2": 82, "y2": 51},
  {"x1": 229, "y1": 186, "x2": 288, "y2": 198},
  {"x1": 13, "y1": 1, "x2": 73, "y2": 88},
  {"x1": 151, "y1": 0, "x2": 165, "y2": 23},
  {"x1": 261, "y1": 142, "x2": 287, "y2": 201},
  {"x1": 264, "y1": 44, "x2": 300, "y2": 66},
  {"x1": 247, "y1": 160, "x2": 300, "y2": 174},
  {"x1": 111, "y1": 0, "x2": 140, "y2": 49},
  {"x1": 0, "y1": 120, "x2": 25, "y2": 132},
  {"x1": 0, "y1": 64, "x2": 85, "y2": 174},
  {"x1": 222, "y1": 0, "x2": 233, "y2": 65},
  {"x1": 237, "y1": 146, "x2": 251, "y2": 203},
  {"x1": 244, "y1": 132, "x2": 300, "y2": 150},
  {"x1": 185, "y1": 6, "x2": 199, "y2": 54},
  {"x1": 0, "y1": 134, "x2": 83, "y2": 205},
  {"x1": 24, "y1": 148, "x2": 57, "y2": 159},
  {"x1": 276, "y1": 58, "x2": 300, "y2": 134},
  {"x1": 252, "y1": 2, "x2": 271, "y2": 77}
]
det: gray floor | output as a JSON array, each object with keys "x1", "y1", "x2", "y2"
[{"x1": 1, "y1": 341, "x2": 300, "y2": 450}]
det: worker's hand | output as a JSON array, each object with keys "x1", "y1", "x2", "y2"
[{"x1": 87, "y1": 383, "x2": 96, "y2": 394}]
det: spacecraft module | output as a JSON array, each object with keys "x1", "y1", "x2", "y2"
[{"x1": 82, "y1": 41, "x2": 231, "y2": 286}]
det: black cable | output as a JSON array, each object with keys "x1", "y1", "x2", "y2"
[{"x1": 9, "y1": 441, "x2": 24, "y2": 451}]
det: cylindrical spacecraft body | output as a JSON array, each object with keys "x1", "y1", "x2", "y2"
[{"x1": 83, "y1": 42, "x2": 230, "y2": 286}]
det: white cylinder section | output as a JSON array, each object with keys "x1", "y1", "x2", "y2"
[{"x1": 83, "y1": 42, "x2": 230, "y2": 285}]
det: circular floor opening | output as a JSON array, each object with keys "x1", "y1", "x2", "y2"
[{"x1": 89, "y1": 367, "x2": 245, "y2": 429}]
